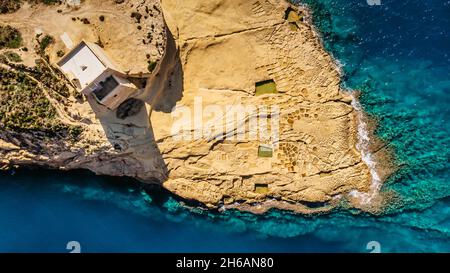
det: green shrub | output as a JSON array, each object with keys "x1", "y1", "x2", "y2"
[
  {"x1": 69, "y1": 125, "x2": 83, "y2": 139},
  {"x1": 0, "y1": 67, "x2": 57, "y2": 132},
  {"x1": 38, "y1": 0, "x2": 59, "y2": 5},
  {"x1": 131, "y1": 12, "x2": 142, "y2": 23},
  {"x1": 1, "y1": 0, "x2": 60, "y2": 14},
  {"x1": 3, "y1": 51, "x2": 22, "y2": 62},
  {"x1": 0, "y1": 25, "x2": 23, "y2": 49},
  {"x1": 39, "y1": 34, "x2": 54, "y2": 53},
  {"x1": 147, "y1": 61, "x2": 157, "y2": 72},
  {"x1": 0, "y1": 0, "x2": 22, "y2": 14},
  {"x1": 0, "y1": 67, "x2": 78, "y2": 139}
]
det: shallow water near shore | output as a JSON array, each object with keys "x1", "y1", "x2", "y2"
[{"x1": 0, "y1": 0, "x2": 449, "y2": 252}]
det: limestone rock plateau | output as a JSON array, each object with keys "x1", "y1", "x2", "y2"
[{"x1": 0, "y1": 0, "x2": 385, "y2": 214}]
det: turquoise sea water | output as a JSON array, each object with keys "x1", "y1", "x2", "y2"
[{"x1": 0, "y1": 0, "x2": 449, "y2": 252}]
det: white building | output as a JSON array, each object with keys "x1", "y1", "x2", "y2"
[{"x1": 57, "y1": 40, "x2": 139, "y2": 110}]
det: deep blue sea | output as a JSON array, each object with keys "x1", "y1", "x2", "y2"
[{"x1": 0, "y1": 0, "x2": 449, "y2": 252}]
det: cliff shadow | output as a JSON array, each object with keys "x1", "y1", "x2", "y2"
[
  {"x1": 138, "y1": 26, "x2": 184, "y2": 113},
  {"x1": 80, "y1": 26, "x2": 186, "y2": 183},
  {"x1": 85, "y1": 95, "x2": 168, "y2": 183}
]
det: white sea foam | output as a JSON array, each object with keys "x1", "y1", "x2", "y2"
[
  {"x1": 349, "y1": 94, "x2": 382, "y2": 204},
  {"x1": 300, "y1": 2, "x2": 382, "y2": 206}
]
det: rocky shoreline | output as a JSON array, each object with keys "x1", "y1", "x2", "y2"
[{"x1": 0, "y1": 0, "x2": 394, "y2": 214}]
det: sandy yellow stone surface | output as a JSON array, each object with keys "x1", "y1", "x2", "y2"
[
  {"x1": 0, "y1": 0, "x2": 379, "y2": 214},
  {"x1": 149, "y1": 0, "x2": 372, "y2": 213}
]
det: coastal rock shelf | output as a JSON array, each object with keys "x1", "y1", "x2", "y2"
[
  {"x1": 155, "y1": 0, "x2": 371, "y2": 214},
  {"x1": 0, "y1": 0, "x2": 382, "y2": 214}
]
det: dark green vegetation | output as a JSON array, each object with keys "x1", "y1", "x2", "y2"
[
  {"x1": 38, "y1": 34, "x2": 54, "y2": 54},
  {"x1": 68, "y1": 125, "x2": 83, "y2": 139},
  {"x1": 1, "y1": 37, "x2": 81, "y2": 139},
  {"x1": 0, "y1": 0, "x2": 21, "y2": 14},
  {"x1": 131, "y1": 12, "x2": 142, "y2": 24},
  {"x1": 56, "y1": 50, "x2": 65, "y2": 57},
  {"x1": 1, "y1": 68, "x2": 55, "y2": 132},
  {"x1": 0, "y1": 25, "x2": 22, "y2": 49},
  {"x1": 33, "y1": 60, "x2": 71, "y2": 98},
  {"x1": 0, "y1": 67, "x2": 82, "y2": 139},
  {"x1": 1, "y1": 0, "x2": 61, "y2": 14},
  {"x1": 33, "y1": 0, "x2": 60, "y2": 5},
  {"x1": 0, "y1": 68, "x2": 57, "y2": 131},
  {"x1": 1, "y1": 51, "x2": 22, "y2": 62},
  {"x1": 0, "y1": 21, "x2": 80, "y2": 139},
  {"x1": 147, "y1": 60, "x2": 157, "y2": 72}
]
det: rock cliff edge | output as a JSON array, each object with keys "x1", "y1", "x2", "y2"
[{"x1": 0, "y1": 0, "x2": 392, "y2": 214}]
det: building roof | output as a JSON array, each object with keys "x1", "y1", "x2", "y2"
[{"x1": 57, "y1": 40, "x2": 121, "y2": 90}]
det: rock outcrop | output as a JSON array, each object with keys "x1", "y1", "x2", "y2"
[
  {"x1": 152, "y1": 0, "x2": 372, "y2": 213},
  {"x1": 0, "y1": 0, "x2": 386, "y2": 214}
]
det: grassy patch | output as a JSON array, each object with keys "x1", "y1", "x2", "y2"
[
  {"x1": 1, "y1": 0, "x2": 61, "y2": 14},
  {"x1": 3, "y1": 51, "x2": 22, "y2": 62},
  {"x1": 0, "y1": 25, "x2": 22, "y2": 49},
  {"x1": 255, "y1": 79, "x2": 277, "y2": 96},
  {"x1": 38, "y1": 34, "x2": 54, "y2": 54},
  {"x1": 0, "y1": 67, "x2": 58, "y2": 132},
  {"x1": 0, "y1": 67, "x2": 82, "y2": 139},
  {"x1": 30, "y1": 59, "x2": 71, "y2": 98},
  {"x1": 69, "y1": 125, "x2": 83, "y2": 139}
]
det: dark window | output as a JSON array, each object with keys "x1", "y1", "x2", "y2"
[{"x1": 92, "y1": 75, "x2": 119, "y2": 101}]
